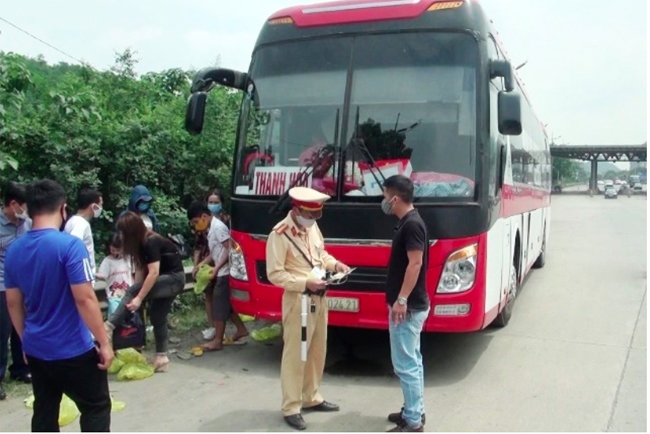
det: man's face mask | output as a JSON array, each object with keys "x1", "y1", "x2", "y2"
[
  {"x1": 92, "y1": 204, "x2": 103, "y2": 219},
  {"x1": 59, "y1": 205, "x2": 68, "y2": 231},
  {"x1": 12, "y1": 202, "x2": 27, "y2": 220},
  {"x1": 381, "y1": 196, "x2": 396, "y2": 215},
  {"x1": 193, "y1": 216, "x2": 209, "y2": 232},
  {"x1": 137, "y1": 201, "x2": 151, "y2": 213}
]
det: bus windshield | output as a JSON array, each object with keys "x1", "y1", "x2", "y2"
[{"x1": 234, "y1": 32, "x2": 478, "y2": 200}]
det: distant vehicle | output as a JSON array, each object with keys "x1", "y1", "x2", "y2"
[
  {"x1": 596, "y1": 180, "x2": 605, "y2": 193},
  {"x1": 604, "y1": 180, "x2": 614, "y2": 186},
  {"x1": 604, "y1": 185, "x2": 618, "y2": 199},
  {"x1": 630, "y1": 175, "x2": 640, "y2": 187},
  {"x1": 552, "y1": 184, "x2": 562, "y2": 193},
  {"x1": 621, "y1": 180, "x2": 628, "y2": 186},
  {"x1": 633, "y1": 183, "x2": 643, "y2": 191},
  {"x1": 614, "y1": 179, "x2": 621, "y2": 185}
]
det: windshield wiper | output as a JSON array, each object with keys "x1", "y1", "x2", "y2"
[{"x1": 268, "y1": 109, "x2": 340, "y2": 215}]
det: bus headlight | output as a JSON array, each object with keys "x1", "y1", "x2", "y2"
[
  {"x1": 230, "y1": 239, "x2": 248, "y2": 281},
  {"x1": 437, "y1": 244, "x2": 478, "y2": 293}
]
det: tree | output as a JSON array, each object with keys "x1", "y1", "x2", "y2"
[
  {"x1": 0, "y1": 50, "x2": 241, "y2": 250},
  {"x1": 552, "y1": 157, "x2": 581, "y2": 184}
]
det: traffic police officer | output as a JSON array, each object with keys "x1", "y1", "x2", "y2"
[{"x1": 266, "y1": 186, "x2": 350, "y2": 431}]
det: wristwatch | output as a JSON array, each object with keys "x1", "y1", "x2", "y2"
[{"x1": 397, "y1": 297, "x2": 407, "y2": 306}]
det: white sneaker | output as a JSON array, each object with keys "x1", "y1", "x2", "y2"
[{"x1": 202, "y1": 327, "x2": 216, "y2": 340}]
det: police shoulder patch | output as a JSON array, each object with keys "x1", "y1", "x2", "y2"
[{"x1": 273, "y1": 223, "x2": 288, "y2": 234}]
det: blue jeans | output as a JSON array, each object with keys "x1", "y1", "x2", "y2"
[
  {"x1": 388, "y1": 307, "x2": 430, "y2": 427},
  {"x1": 0, "y1": 291, "x2": 29, "y2": 383}
]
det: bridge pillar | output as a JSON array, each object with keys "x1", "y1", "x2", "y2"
[{"x1": 590, "y1": 160, "x2": 598, "y2": 193}]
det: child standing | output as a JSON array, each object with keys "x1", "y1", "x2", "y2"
[{"x1": 96, "y1": 233, "x2": 133, "y2": 315}]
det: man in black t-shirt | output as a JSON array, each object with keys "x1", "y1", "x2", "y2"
[{"x1": 382, "y1": 175, "x2": 430, "y2": 433}]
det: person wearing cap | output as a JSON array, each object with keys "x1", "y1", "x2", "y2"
[{"x1": 266, "y1": 186, "x2": 350, "y2": 431}]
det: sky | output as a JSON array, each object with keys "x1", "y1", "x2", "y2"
[{"x1": 0, "y1": 0, "x2": 647, "y2": 164}]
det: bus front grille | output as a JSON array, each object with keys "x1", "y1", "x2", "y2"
[{"x1": 255, "y1": 261, "x2": 387, "y2": 292}]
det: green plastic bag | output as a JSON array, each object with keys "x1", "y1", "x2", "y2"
[
  {"x1": 194, "y1": 264, "x2": 214, "y2": 294},
  {"x1": 24, "y1": 394, "x2": 80, "y2": 427},
  {"x1": 108, "y1": 357, "x2": 125, "y2": 375},
  {"x1": 111, "y1": 397, "x2": 126, "y2": 412},
  {"x1": 117, "y1": 362, "x2": 155, "y2": 381},
  {"x1": 116, "y1": 347, "x2": 146, "y2": 365},
  {"x1": 251, "y1": 324, "x2": 282, "y2": 342},
  {"x1": 239, "y1": 314, "x2": 255, "y2": 323}
]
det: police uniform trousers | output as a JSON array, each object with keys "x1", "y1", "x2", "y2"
[{"x1": 281, "y1": 291, "x2": 328, "y2": 416}]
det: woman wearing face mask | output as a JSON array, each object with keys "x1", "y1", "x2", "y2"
[{"x1": 205, "y1": 189, "x2": 229, "y2": 225}]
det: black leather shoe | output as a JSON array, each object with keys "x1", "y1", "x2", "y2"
[
  {"x1": 0, "y1": 385, "x2": 6, "y2": 400},
  {"x1": 11, "y1": 373, "x2": 32, "y2": 384},
  {"x1": 303, "y1": 400, "x2": 340, "y2": 412},
  {"x1": 387, "y1": 407, "x2": 426, "y2": 425},
  {"x1": 284, "y1": 414, "x2": 306, "y2": 430}
]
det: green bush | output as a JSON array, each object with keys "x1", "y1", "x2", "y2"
[{"x1": 0, "y1": 50, "x2": 241, "y2": 250}]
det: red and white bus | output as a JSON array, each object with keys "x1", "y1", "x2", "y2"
[{"x1": 185, "y1": 0, "x2": 551, "y2": 332}]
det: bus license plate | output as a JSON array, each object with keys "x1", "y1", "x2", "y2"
[{"x1": 327, "y1": 297, "x2": 359, "y2": 313}]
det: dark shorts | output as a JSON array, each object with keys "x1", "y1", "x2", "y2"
[
  {"x1": 203, "y1": 277, "x2": 216, "y2": 295},
  {"x1": 212, "y1": 275, "x2": 232, "y2": 322}
]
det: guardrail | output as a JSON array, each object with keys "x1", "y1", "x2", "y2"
[{"x1": 94, "y1": 266, "x2": 196, "y2": 312}]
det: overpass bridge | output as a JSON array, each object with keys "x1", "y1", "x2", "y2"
[{"x1": 550, "y1": 143, "x2": 647, "y2": 191}]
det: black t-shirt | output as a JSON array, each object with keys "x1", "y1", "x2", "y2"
[
  {"x1": 141, "y1": 234, "x2": 184, "y2": 274},
  {"x1": 385, "y1": 209, "x2": 430, "y2": 311}
]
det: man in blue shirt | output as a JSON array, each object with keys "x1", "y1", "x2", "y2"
[
  {"x1": 5, "y1": 180, "x2": 113, "y2": 432},
  {"x1": 0, "y1": 182, "x2": 32, "y2": 401}
]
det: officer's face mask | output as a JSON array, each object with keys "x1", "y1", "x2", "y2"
[{"x1": 296, "y1": 214, "x2": 316, "y2": 229}]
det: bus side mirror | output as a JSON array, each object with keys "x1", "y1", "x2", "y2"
[
  {"x1": 498, "y1": 92, "x2": 522, "y2": 136},
  {"x1": 490, "y1": 59, "x2": 514, "y2": 92},
  {"x1": 185, "y1": 92, "x2": 207, "y2": 135}
]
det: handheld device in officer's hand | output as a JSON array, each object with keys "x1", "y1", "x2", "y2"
[{"x1": 324, "y1": 268, "x2": 356, "y2": 285}]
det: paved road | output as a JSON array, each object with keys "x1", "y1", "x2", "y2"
[
  {"x1": 563, "y1": 184, "x2": 647, "y2": 194},
  {"x1": 2, "y1": 196, "x2": 646, "y2": 432}
]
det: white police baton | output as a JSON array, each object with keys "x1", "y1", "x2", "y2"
[{"x1": 300, "y1": 293, "x2": 308, "y2": 362}]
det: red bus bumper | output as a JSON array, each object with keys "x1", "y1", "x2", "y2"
[{"x1": 229, "y1": 232, "x2": 490, "y2": 333}]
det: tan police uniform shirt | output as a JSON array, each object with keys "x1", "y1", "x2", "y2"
[{"x1": 266, "y1": 212, "x2": 338, "y2": 294}]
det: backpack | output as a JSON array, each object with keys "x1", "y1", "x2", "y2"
[{"x1": 166, "y1": 233, "x2": 190, "y2": 260}]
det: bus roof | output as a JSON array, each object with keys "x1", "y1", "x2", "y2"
[
  {"x1": 265, "y1": 0, "x2": 547, "y2": 132},
  {"x1": 269, "y1": 0, "x2": 447, "y2": 27}
]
